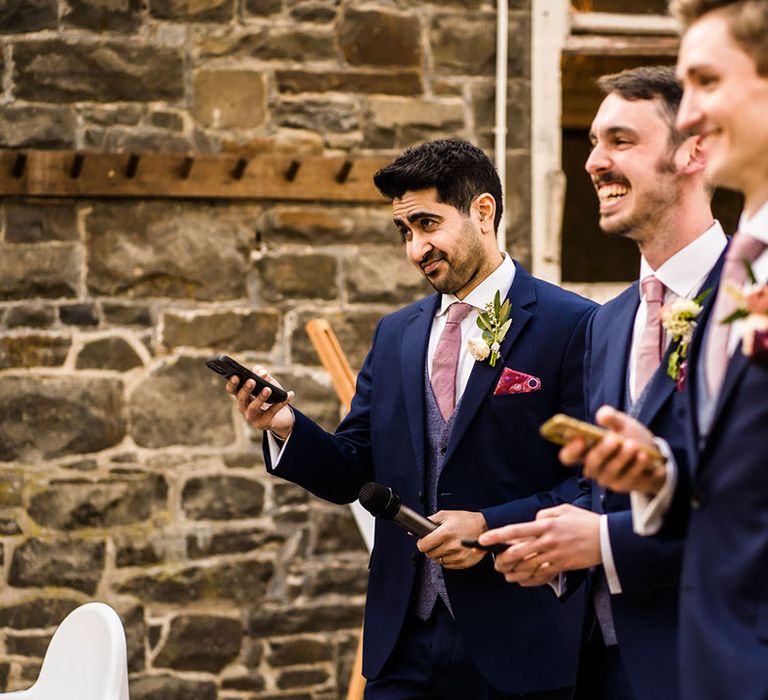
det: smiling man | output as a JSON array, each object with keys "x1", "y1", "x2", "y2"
[
  {"x1": 225, "y1": 139, "x2": 596, "y2": 699},
  {"x1": 479, "y1": 66, "x2": 727, "y2": 700},
  {"x1": 527, "y1": 3, "x2": 768, "y2": 699}
]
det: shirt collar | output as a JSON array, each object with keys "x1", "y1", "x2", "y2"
[
  {"x1": 638, "y1": 221, "x2": 728, "y2": 299},
  {"x1": 738, "y1": 200, "x2": 768, "y2": 245},
  {"x1": 437, "y1": 253, "x2": 516, "y2": 316}
]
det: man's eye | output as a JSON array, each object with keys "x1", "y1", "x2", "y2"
[
  {"x1": 421, "y1": 218, "x2": 437, "y2": 230},
  {"x1": 398, "y1": 228, "x2": 412, "y2": 243}
]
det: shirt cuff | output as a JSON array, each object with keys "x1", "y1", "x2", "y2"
[
  {"x1": 599, "y1": 513, "x2": 622, "y2": 594},
  {"x1": 547, "y1": 572, "x2": 566, "y2": 598},
  {"x1": 266, "y1": 430, "x2": 290, "y2": 470},
  {"x1": 630, "y1": 438, "x2": 677, "y2": 536}
]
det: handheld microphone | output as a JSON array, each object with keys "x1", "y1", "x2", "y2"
[{"x1": 358, "y1": 482, "x2": 438, "y2": 538}]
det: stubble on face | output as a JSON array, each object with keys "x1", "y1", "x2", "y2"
[
  {"x1": 419, "y1": 217, "x2": 486, "y2": 296},
  {"x1": 597, "y1": 150, "x2": 682, "y2": 240}
]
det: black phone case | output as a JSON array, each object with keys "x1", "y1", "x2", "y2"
[{"x1": 205, "y1": 355, "x2": 288, "y2": 404}]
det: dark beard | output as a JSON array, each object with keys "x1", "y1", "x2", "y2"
[{"x1": 420, "y1": 222, "x2": 486, "y2": 295}]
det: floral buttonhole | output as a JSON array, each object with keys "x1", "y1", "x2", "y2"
[
  {"x1": 468, "y1": 290, "x2": 511, "y2": 368},
  {"x1": 661, "y1": 288, "x2": 711, "y2": 389},
  {"x1": 721, "y1": 259, "x2": 768, "y2": 362}
]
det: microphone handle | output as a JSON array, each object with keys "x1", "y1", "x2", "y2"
[{"x1": 393, "y1": 504, "x2": 439, "y2": 538}]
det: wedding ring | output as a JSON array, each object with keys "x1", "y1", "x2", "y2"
[{"x1": 439, "y1": 557, "x2": 444, "y2": 566}]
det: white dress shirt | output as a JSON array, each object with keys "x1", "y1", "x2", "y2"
[
  {"x1": 601, "y1": 222, "x2": 727, "y2": 591},
  {"x1": 633, "y1": 204, "x2": 768, "y2": 536}
]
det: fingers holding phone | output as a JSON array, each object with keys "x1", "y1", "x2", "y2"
[
  {"x1": 207, "y1": 355, "x2": 295, "y2": 438},
  {"x1": 541, "y1": 408, "x2": 667, "y2": 495},
  {"x1": 233, "y1": 367, "x2": 294, "y2": 438}
]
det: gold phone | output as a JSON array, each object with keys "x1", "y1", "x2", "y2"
[{"x1": 539, "y1": 413, "x2": 665, "y2": 465}]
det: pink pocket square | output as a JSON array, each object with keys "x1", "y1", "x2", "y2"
[{"x1": 493, "y1": 368, "x2": 542, "y2": 395}]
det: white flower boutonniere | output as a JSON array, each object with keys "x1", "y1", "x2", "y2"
[
  {"x1": 469, "y1": 290, "x2": 512, "y2": 367},
  {"x1": 722, "y1": 261, "x2": 768, "y2": 360},
  {"x1": 660, "y1": 289, "x2": 711, "y2": 386}
]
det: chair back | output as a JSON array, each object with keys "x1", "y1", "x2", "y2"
[{"x1": 1, "y1": 602, "x2": 130, "y2": 700}]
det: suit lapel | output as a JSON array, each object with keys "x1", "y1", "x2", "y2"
[
  {"x1": 444, "y1": 264, "x2": 536, "y2": 463},
  {"x1": 707, "y1": 341, "x2": 750, "y2": 435},
  {"x1": 401, "y1": 295, "x2": 439, "y2": 484},
  {"x1": 684, "y1": 246, "x2": 728, "y2": 453},
  {"x1": 604, "y1": 285, "x2": 639, "y2": 412}
]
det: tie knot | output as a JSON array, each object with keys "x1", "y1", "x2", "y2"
[
  {"x1": 726, "y1": 233, "x2": 767, "y2": 267},
  {"x1": 641, "y1": 275, "x2": 665, "y2": 304},
  {"x1": 446, "y1": 302, "x2": 472, "y2": 325}
]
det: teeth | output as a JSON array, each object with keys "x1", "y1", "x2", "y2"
[{"x1": 597, "y1": 183, "x2": 629, "y2": 201}]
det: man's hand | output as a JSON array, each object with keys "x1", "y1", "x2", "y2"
[
  {"x1": 478, "y1": 505, "x2": 601, "y2": 586},
  {"x1": 417, "y1": 510, "x2": 488, "y2": 569},
  {"x1": 560, "y1": 405, "x2": 668, "y2": 495},
  {"x1": 226, "y1": 365, "x2": 295, "y2": 440}
]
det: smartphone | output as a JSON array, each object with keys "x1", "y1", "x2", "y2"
[
  {"x1": 205, "y1": 355, "x2": 289, "y2": 405},
  {"x1": 539, "y1": 413, "x2": 664, "y2": 465},
  {"x1": 461, "y1": 539, "x2": 510, "y2": 554}
]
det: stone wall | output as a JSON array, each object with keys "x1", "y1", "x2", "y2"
[{"x1": 0, "y1": 0, "x2": 532, "y2": 697}]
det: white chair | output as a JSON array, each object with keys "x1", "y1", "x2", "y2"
[{"x1": 1, "y1": 602, "x2": 130, "y2": 700}]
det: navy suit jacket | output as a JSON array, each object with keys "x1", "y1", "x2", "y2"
[
  {"x1": 264, "y1": 264, "x2": 597, "y2": 695},
  {"x1": 577, "y1": 255, "x2": 723, "y2": 700},
  {"x1": 668, "y1": 251, "x2": 768, "y2": 700}
]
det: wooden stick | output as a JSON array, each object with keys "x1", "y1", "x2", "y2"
[
  {"x1": 304, "y1": 318, "x2": 365, "y2": 700},
  {"x1": 346, "y1": 631, "x2": 366, "y2": 700},
  {"x1": 304, "y1": 319, "x2": 356, "y2": 413}
]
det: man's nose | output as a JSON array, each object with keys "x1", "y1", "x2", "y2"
[
  {"x1": 585, "y1": 144, "x2": 610, "y2": 176},
  {"x1": 676, "y1": 90, "x2": 701, "y2": 135},
  {"x1": 409, "y1": 231, "x2": 431, "y2": 264}
]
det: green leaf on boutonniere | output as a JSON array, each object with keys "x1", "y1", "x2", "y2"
[
  {"x1": 667, "y1": 347, "x2": 680, "y2": 380},
  {"x1": 743, "y1": 258, "x2": 758, "y2": 285},
  {"x1": 499, "y1": 298, "x2": 511, "y2": 323},
  {"x1": 693, "y1": 287, "x2": 713, "y2": 305},
  {"x1": 721, "y1": 308, "x2": 750, "y2": 324},
  {"x1": 477, "y1": 314, "x2": 492, "y2": 331},
  {"x1": 493, "y1": 290, "x2": 501, "y2": 318}
]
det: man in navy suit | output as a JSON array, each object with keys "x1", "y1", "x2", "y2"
[
  {"x1": 545, "y1": 3, "x2": 768, "y2": 698},
  {"x1": 479, "y1": 66, "x2": 727, "y2": 700},
  {"x1": 225, "y1": 139, "x2": 596, "y2": 698}
]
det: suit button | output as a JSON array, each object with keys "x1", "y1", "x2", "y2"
[{"x1": 691, "y1": 496, "x2": 702, "y2": 510}]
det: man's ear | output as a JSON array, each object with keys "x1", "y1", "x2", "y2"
[
  {"x1": 679, "y1": 134, "x2": 707, "y2": 174},
  {"x1": 474, "y1": 193, "x2": 497, "y2": 234}
]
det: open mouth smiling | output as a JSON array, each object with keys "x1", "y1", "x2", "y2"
[{"x1": 596, "y1": 181, "x2": 630, "y2": 209}]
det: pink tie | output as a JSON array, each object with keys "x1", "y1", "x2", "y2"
[
  {"x1": 635, "y1": 275, "x2": 666, "y2": 397},
  {"x1": 705, "y1": 233, "x2": 767, "y2": 395},
  {"x1": 431, "y1": 302, "x2": 472, "y2": 420}
]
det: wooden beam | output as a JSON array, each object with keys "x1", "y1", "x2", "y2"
[
  {"x1": 0, "y1": 150, "x2": 392, "y2": 203},
  {"x1": 570, "y1": 11, "x2": 679, "y2": 36}
]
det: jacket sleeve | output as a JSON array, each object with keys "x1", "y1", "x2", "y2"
[{"x1": 262, "y1": 322, "x2": 381, "y2": 505}]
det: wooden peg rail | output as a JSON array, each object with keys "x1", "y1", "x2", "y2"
[{"x1": 0, "y1": 150, "x2": 393, "y2": 203}]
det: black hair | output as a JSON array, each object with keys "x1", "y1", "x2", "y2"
[{"x1": 373, "y1": 139, "x2": 504, "y2": 234}]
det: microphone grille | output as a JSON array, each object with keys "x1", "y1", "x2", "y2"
[{"x1": 358, "y1": 482, "x2": 398, "y2": 518}]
